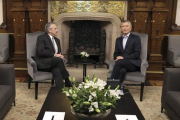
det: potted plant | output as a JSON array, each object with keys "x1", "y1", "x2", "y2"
[{"x1": 62, "y1": 74, "x2": 120, "y2": 120}]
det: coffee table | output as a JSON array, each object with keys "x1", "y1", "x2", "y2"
[
  {"x1": 75, "y1": 59, "x2": 96, "y2": 81},
  {"x1": 37, "y1": 87, "x2": 145, "y2": 120}
]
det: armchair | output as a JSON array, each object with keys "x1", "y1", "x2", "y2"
[
  {"x1": 0, "y1": 34, "x2": 9, "y2": 63},
  {"x1": 167, "y1": 36, "x2": 180, "y2": 67},
  {"x1": 107, "y1": 32, "x2": 148, "y2": 101},
  {"x1": 26, "y1": 31, "x2": 67, "y2": 99},
  {"x1": 161, "y1": 68, "x2": 180, "y2": 120},
  {"x1": 0, "y1": 64, "x2": 15, "y2": 120}
]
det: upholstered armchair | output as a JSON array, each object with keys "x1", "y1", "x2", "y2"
[
  {"x1": 161, "y1": 68, "x2": 180, "y2": 120},
  {"x1": 167, "y1": 36, "x2": 180, "y2": 67},
  {"x1": 0, "y1": 34, "x2": 9, "y2": 63},
  {"x1": 107, "y1": 32, "x2": 148, "y2": 101},
  {"x1": 0, "y1": 64, "x2": 15, "y2": 120},
  {"x1": 26, "y1": 31, "x2": 54, "y2": 100},
  {"x1": 26, "y1": 31, "x2": 67, "y2": 100}
]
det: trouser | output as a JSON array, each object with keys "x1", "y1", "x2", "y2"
[
  {"x1": 51, "y1": 57, "x2": 70, "y2": 87},
  {"x1": 111, "y1": 59, "x2": 140, "y2": 84}
]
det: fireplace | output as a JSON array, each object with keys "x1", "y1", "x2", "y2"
[{"x1": 53, "y1": 12, "x2": 121, "y2": 63}]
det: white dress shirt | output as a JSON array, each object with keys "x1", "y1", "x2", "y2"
[
  {"x1": 122, "y1": 33, "x2": 130, "y2": 50},
  {"x1": 48, "y1": 34, "x2": 58, "y2": 54}
]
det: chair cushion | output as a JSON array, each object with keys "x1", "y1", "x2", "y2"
[
  {"x1": 174, "y1": 57, "x2": 180, "y2": 67},
  {"x1": 166, "y1": 91, "x2": 180, "y2": 117},
  {"x1": 125, "y1": 72, "x2": 145, "y2": 83},
  {"x1": 107, "y1": 71, "x2": 145, "y2": 83},
  {"x1": 33, "y1": 71, "x2": 53, "y2": 81},
  {"x1": 0, "y1": 85, "x2": 12, "y2": 110},
  {"x1": 0, "y1": 55, "x2": 4, "y2": 63}
]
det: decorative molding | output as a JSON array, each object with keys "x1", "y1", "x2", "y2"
[
  {"x1": 50, "y1": 1, "x2": 126, "y2": 20},
  {"x1": 132, "y1": 12, "x2": 148, "y2": 33},
  {"x1": 151, "y1": 12, "x2": 167, "y2": 55}
]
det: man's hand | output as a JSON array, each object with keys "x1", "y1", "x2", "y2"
[
  {"x1": 115, "y1": 56, "x2": 123, "y2": 61},
  {"x1": 54, "y1": 53, "x2": 64, "y2": 59}
]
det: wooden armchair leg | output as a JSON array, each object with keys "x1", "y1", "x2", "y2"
[
  {"x1": 14, "y1": 101, "x2": 16, "y2": 106},
  {"x1": 28, "y1": 75, "x2": 32, "y2": 89},
  {"x1": 35, "y1": 82, "x2": 38, "y2": 100},
  {"x1": 51, "y1": 79, "x2": 54, "y2": 86},
  {"x1": 140, "y1": 83, "x2": 144, "y2": 101}
]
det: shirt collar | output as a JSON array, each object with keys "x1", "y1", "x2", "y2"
[
  {"x1": 123, "y1": 33, "x2": 130, "y2": 38},
  {"x1": 48, "y1": 34, "x2": 54, "y2": 40}
]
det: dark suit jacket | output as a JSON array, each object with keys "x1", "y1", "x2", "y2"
[
  {"x1": 35, "y1": 33, "x2": 61, "y2": 70},
  {"x1": 114, "y1": 33, "x2": 141, "y2": 67}
]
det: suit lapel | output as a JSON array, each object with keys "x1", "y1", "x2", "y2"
[
  {"x1": 45, "y1": 34, "x2": 55, "y2": 53},
  {"x1": 119, "y1": 37, "x2": 124, "y2": 53},
  {"x1": 124, "y1": 33, "x2": 132, "y2": 51}
]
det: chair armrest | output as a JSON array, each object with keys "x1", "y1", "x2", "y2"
[
  {"x1": 163, "y1": 68, "x2": 180, "y2": 91},
  {"x1": 27, "y1": 57, "x2": 37, "y2": 73},
  {"x1": 1, "y1": 46, "x2": 9, "y2": 62},
  {"x1": 109, "y1": 59, "x2": 115, "y2": 72},
  {"x1": 162, "y1": 68, "x2": 180, "y2": 104},
  {"x1": 63, "y1": 58, "x2": 67, "y2": 65},
  {"x1": 0, "y1": 64, "x2": 15, "y2": 88},
  {"x1": 140, "y1": 59, "x2": 149, "y2": 75},
  {"x1": 167, "y1": 49, "x2": 178, "y2": 66}
]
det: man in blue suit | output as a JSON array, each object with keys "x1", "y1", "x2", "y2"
[
  {"x1": 35, "y1": 22, "x2": 72, "y2": 88},
  {"x1": 111, "y1": 20, "x2": 141, "y2": 92}
]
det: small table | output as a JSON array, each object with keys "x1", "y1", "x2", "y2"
[
  {"x1": 37, "y1": 87, "x2": 145, "y2": 120},
  {"x1": 75, "y1": 59, "x2": 96, "y2": 81}
]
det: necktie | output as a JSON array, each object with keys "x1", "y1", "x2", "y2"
[{"x1": 52, "y1": 37, "x2": 58, "y2": 53}]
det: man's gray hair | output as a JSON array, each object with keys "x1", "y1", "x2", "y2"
[
  {"x1": 121, "y1": 20, "x2": 132, "y2": 28},
  {"x1": 44, "y1": 22, "x2": 56, "y2": 33}
]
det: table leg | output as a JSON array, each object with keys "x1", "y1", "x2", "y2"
[{"x1": 83, "y1": 64, "x2": 87, "y2": 82}]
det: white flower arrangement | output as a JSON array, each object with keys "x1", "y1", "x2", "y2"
[
  {"x1": 62, "y1": 74, "x2": 120, "y2": 116},
  {"x1": 80, "y1": 51, "x2": 89, "y2": 58}
]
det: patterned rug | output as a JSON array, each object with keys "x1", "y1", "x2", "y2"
[{"x1": 3, "y1": 82, "x2": 170, "y2": 120}]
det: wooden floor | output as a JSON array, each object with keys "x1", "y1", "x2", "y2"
[{"x1": 148, "y1": 80, "x2": 163, "y2": 86}]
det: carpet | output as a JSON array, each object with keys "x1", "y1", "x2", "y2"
[{"x1": 3, "y1": 82, "x2": 170, "y2": 120}]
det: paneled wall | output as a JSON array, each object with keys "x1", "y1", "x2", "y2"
[{"x1": 0, "y1": 0, "x2": 179, "y2": 80}]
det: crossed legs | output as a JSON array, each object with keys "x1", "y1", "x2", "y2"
[
  {"x1": 111, "y1": 59, "x2": 140, "y2": 84},
  {"x1": 51, "y1": 57, "x2": 71, "y2": 87}
]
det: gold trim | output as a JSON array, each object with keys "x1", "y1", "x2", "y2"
[
  {"x1": 50, "y1": 1, "x2": 125, "y2": 20},
  {"x1": 15, "y1": 68, "x2": 27, "y2": 71},
  {"x1": 146, "y1": 71, "x2": 163, "y2": 74}
]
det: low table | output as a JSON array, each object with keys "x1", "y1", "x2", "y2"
[
  {"x1": 37, "y1": 87, "x2": 145, "y2": 120},
  {"x1": 75, "y1": 59, "x2": 96, "y2": 81}
]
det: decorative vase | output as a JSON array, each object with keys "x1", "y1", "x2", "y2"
[{"x1": 71, "y1": 106, "x2": 111, "y2": 120}]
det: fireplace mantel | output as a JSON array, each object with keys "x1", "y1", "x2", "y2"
[{"x1": 53, "y1": 12, "x2": 121, "y2": 61}]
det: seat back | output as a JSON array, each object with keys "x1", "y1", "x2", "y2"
[
  {"x1": 0, "y1": 34, "x2": 9, "y2": 63},
  {"x1": 0, "y1": 34, "x2": 9, "y2": 54},
  {"x1": 26, "y1": 31, "x2": 44, "y2": 58},
  {"x1": 131, "y1": 32, "x2": 148, "y2": 60},
  {"x1": 168, "y1": 36, "x2": 180, "y2": 54}
]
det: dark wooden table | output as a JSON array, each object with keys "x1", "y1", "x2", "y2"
[
  {"x1": 37, "y1": 87, "x2": 145, "y2": 120},
  {"x1": 75, "y1": 59, "x2": 96, "y2": 81}
]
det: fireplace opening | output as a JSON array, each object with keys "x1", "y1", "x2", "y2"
[{"x1": 68, "y1": 20, "x2": 109, "y2": 68}]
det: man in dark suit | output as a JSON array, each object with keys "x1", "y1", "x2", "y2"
[
  {"x1": 111, "y1": 20, "x2": 141, "y2": 92},
  {"x1": 35, "y1": 22, "x2": 72, "y2": 88}
]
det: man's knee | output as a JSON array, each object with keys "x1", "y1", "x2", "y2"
[
  {"x1": 52, "y1": 57, "x2": 63, "y2": 65},
  {"x1": 120, "y1": 68, "x2": 127, "y2": 73},
  {"x1": 115, "y1": 59, "x2": 125, "y2": 67}
]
